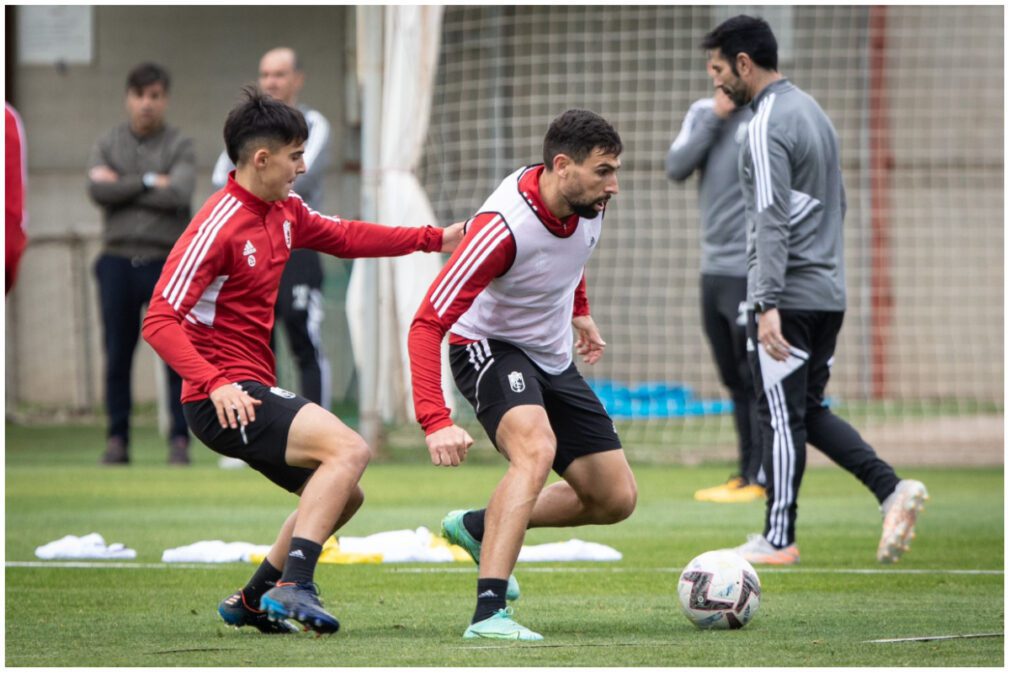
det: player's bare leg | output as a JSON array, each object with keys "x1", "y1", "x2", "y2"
[
  {"x1": 264, "y1": 485, "x2": 365, "y2": 568},
  {"x1": 260, "y1": 404, "x2": 371, "y2": 634},
  {"x1": 481, "y1": 405, "x2": 556, "y2": 580},
  {"x1": 527, "y1": 450, "x2": 637, "y2": 528},
  {"x1": 222, "y1": 459, "x2": 365, "y2": 634},
  {"x1": 284, "y1": 404, "x2": 370, "y2": 541},
  {"x1": 457, "y1": 405, "x2": 551, "y2": 641}
]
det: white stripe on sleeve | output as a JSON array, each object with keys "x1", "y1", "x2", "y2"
[
  {"x1": 163, "y1": 195, "x2": 235, "y2": 305},
  {"x1": 168, "y1": 197, "x2": 241, "y2": 310},
  {"x1": 429, "y1": 216, "x2": 505, "y2": 308},
  {"x1": 434, "y1": 225, "x2": 512, "y2": 318}
]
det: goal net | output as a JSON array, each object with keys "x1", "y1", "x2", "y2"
[{"x1": 417, "y1": 6, "x2": 1003, "y2": 464}]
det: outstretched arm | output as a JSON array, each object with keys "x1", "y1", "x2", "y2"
[{"x1": 290, "y1": 194, "x2": 452, "y2": 257}]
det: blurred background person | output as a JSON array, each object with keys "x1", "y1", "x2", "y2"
[
  {"x1": 86, "y1": 62, "x2": 196, "y2": 465},
  {"x1": 665, "y1": 80, "x2": 764, "y2": 504}
]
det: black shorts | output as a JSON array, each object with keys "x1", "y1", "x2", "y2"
[
  {"x1": 183, "y1": 380, "x2": 314, "y2": 493},
  {"x1": 450, "y1": 338, "x2": 621, "y2": 475}
]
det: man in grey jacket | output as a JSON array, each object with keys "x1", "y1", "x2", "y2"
[
  {"x1": 703, "y1": 16, "x2": 927, "y2": 564},
  {"x1": 212, "y1": 47, "x2": 332, "y2": 409},
  {"x1": 87, "y1": 62, "x2": 195, "y2": 465},
  {"x1": 666, "y1": 85, "x2": 764, "y2": 504}
]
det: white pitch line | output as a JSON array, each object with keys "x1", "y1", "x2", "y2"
[
  {"x1": 7, "y1": 561, "x2": 220, "y2": 569},
  {"x1": 388, "y1": 566, "x2": 1003, "y2": 576},
  {"x1": 6, "y1": 561, "x2": 1001, "y2": 577},
  {"x1": 865, "y1": 633, "x2": 1003, "y2": 643}
]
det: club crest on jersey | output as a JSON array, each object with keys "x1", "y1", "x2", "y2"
[
  {"x1": 270, "y1": 386, "x2": 296, "y2": 399},
  {"x1": 283, "y1": 220, "x2": 292, "y2": 249},
  {"x1": 508, "y1": 371, "x2": 526, "y2": 393},
  {"x1": 736, "y1": 120, "x2": 750, "y2": 144},
  {"x1": 585, "y1": 227, "x2": 597, "y2": 248}
]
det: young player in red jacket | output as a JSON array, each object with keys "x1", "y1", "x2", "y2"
[{"x1": 143, "y1": 87, "x2": 462, "y2": 635}]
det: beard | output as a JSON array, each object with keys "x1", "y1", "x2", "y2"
[
  {"x1": 565, "y1": 189, "x2": 610, "y2": 219},
  {"x1": 569, "y1": 198, "x2": 607, "y2": 220},
  {"x1": 724, "y1": 83, "x2": 750, "y2": 107}
]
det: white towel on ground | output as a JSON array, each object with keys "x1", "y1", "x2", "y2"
[
  {"x1": 161, "y1": 540, "x2": 271, "y2": 563},
  {"x1": 35, "y1": 533, "x2": 137, "y2": 560},
  {"x1": 338, "y1": 527, "x2": 457, "y2": 563},
  {"x1": 518, "y1": 538, "x2": 622, "y2": 562},
  {"x1": 161, "y1": 528, "x2": 621, "y2": 563}
]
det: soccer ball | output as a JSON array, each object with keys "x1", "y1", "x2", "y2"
[{"x1": 677, "y1": 550, "x2": 761, "y2": 630}]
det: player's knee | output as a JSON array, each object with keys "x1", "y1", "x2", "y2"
[
  {"x1": 514, "y1": 437, "x2": 557, "y2": 479},
  {"x1": 318, "y1": 432, "x2": 370, "y2": 473},
  {"x1": 340, "y1": 436, "x2": 371, "y2": 474},
  {"x1": 597, "y1": 482, "x2": 637, "y2": 524}
]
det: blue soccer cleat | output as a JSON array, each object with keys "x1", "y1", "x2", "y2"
[
  {"x1": 218, "y1": 589, "x2": 299, "y2": 634},
  {"x1": 259, "y1": 582, "x2": 340, "y2": 635}
]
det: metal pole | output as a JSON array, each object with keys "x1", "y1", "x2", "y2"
[{"x1": 358, "y1": 6, "x2": 383, "y2": 451}]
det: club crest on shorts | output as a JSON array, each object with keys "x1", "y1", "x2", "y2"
[
  {"x1": 508, "y1": 371, "x2": 526, "y2": 393},
  {"x1": 270, "y1": 386, "x2": 296, "y2": 399}
]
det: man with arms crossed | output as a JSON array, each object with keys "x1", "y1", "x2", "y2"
[
  {"x1": 666, "y1": 80, "x2": 764, "y2": 504},
  {"x1": 702, "y1": 16, "x2": 927, "y2": 565},
  {"x1": 142, "y1": 87, "x2": 461, "y2": 635},
  {"x1": 409, "y1": 109, "x2": 637, "y2": 640},
  {"x1": 87, "y1": 63, "x2": 195, "y2": 465}
]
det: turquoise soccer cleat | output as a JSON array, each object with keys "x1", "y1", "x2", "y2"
[
  {"x1": 463, "y1": 607, "x2": 543, "y2": 641},
  {"x1": 441, "y1": 509, "x2": 520, "y2": 601}
]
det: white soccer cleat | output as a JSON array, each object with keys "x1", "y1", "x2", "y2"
[
  {"x1": 727, "y1": 533, "x2": 799, "y2": 565},
  {"x1": 877, "y1": 479, "x2": 929, "y2": 563}
]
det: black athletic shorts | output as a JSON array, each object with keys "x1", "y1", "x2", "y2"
[
  {"x1": 183, "y1": 380, "x2": 314, "y2": 493},
  {"x1": 449, "y1": 338, "x2": 621, "y2": 475}
]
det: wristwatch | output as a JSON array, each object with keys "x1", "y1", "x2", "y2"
[
  {"x1": 754, "y1": 300, "x2": 777, "y2": 313},
  {"x1": 142, "y1": 172, "x2": 158, "y2": 189}
]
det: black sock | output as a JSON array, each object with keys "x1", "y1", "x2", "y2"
[
  {"x1": 242, "y1": 558, "x2": 282, "y2": 606},
  {"x1": 463, "y1": 509, "x2": 487, "y2": 542},
  {"x1": 472, "y1": 578, "x2": 509, "y2": 623},
  {"x1": 279, "y1": 537, "x2": 323, "y2": 586}
]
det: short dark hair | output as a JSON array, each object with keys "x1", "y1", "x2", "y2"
[
  {"x1": 126, "y1": 62, "x2": 171, "y2": 93},
  {"x1": 223, "y1": 85, "x2": 308, "y2": 165},
  {"x1": 701, "y1": 15, "x2": 778, "y2": 74},
  {"x1": 542, "y1": 109, "x2": 623, "y2": 169}
]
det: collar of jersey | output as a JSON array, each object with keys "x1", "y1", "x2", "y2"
[
  {"x1": 518, "y1": 164, "x2": 580, "y2": 238},
  {"x1": 750, "y1": 77, "x2": 794, "y2": 111},
  {"x1": 225, "y1": 172, "x2": 276, "y2": 217}
]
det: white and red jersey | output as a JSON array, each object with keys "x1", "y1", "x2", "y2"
[
  {"x1": 143, "y1": 174, "x2": 443, "y2": 403},
  {"x1": 409, "y1": 164, "x2": 601, "y2": 434}
]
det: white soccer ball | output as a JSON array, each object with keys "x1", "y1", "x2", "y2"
[{"x1": 677, "y1": 550, "x2": 761, "y2": 630}]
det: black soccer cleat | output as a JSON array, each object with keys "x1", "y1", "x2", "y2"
[
  {"x1": 259, "y1": 582, "x2": 340, "y2": 635},
  {"x1": 218, "y1": 589, "x2": 299, "y2": 634}
]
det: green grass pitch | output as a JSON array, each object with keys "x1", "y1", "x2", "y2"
[{"x1": 5, "y1": 423, "x2": 1003, "y2": 666}]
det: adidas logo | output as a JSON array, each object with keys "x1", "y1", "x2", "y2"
[
  {"x1": 477, "y1": 589, "x2": 498, "y2": 599},
  {"x1": 288, "y1": 549, "x2": 306, "y2": 560},
  {"x1": 243, "y1": 240, "x2": 257, "y2": 256}
]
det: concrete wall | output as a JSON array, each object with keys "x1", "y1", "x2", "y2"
[{"x1": 7, "y1": 5, "x2": 360, "y2": 412}]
